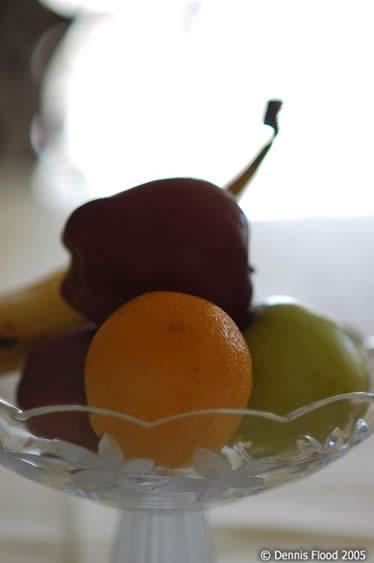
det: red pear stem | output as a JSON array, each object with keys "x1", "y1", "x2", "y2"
[{"x1": 225, "y1": 99, "x2": 282, "y2": 199}]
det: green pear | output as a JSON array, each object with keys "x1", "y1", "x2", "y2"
[{"x1": 234, "y1": 297, "x2": 370, "y2": 457}]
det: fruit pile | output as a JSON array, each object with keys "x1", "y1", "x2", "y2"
[
  {"x1": 0, "y1": 101, "x2": 370, "y2": 466},
  {"x1": 18, "y1": 174, "x2": 257, "y2": 466}
]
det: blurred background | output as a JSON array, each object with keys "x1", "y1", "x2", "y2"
[
  {"x1": 3, "y1": 0, "x2": 374, "y2": 219},
  {"x1": 0, "y1": 1, "x2": 374, "y2": 561}
]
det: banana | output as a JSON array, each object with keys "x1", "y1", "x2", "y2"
[
  {"x1": 225, "y1": 99, "x2": 282, "y2": 198},
  {"x1": 0, "y1": 268, "x2": 86, "y2": 375},
  {"x1": 0, "y1": 100, "x2": 283, "y2": 375}
]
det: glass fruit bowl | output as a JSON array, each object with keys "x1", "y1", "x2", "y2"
[{"x1": 0, "y1": 346, "x2": 373, "y2": 563}]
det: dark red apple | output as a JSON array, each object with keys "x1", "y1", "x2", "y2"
[
  {"x1": 61, "y1": 178, "x2": 252, "y2": 325},
  {"x1": 17, "y1": 325, "x2": 98, "y2": 450}
]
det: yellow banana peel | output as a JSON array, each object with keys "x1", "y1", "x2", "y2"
[{"x1": 0, "y1": 268, "x2": 86, "y2": 375}]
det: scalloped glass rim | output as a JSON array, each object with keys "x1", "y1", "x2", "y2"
[
  {"x1": 0, "y1": 345, "x2": 371, "y2": 511},
  {"x1": 1, "y1": 390, "x2": 374, "y2": 427},
  {"x1": 1, "y1": 392, "x2": 374, "y2": 510}
]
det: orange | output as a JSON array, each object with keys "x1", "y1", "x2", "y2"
[{"x1": 84, "y1": 291, "x2": 252, "y2": 467}]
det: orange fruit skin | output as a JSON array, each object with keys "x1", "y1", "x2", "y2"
[{"x1": 84, "y1": 291, "x2": 252, "y2": 467}]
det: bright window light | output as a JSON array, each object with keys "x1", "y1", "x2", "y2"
[{"x1": 35, "y1": 0, "x2": 374, "y2": 220}]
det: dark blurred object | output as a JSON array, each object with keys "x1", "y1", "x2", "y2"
[
  {"x1": 0, "y1": 0, "x2": 71, "y2": 163},
  {"x1": 17, "y1": 324, "x2": 99, "y2": 450}
]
